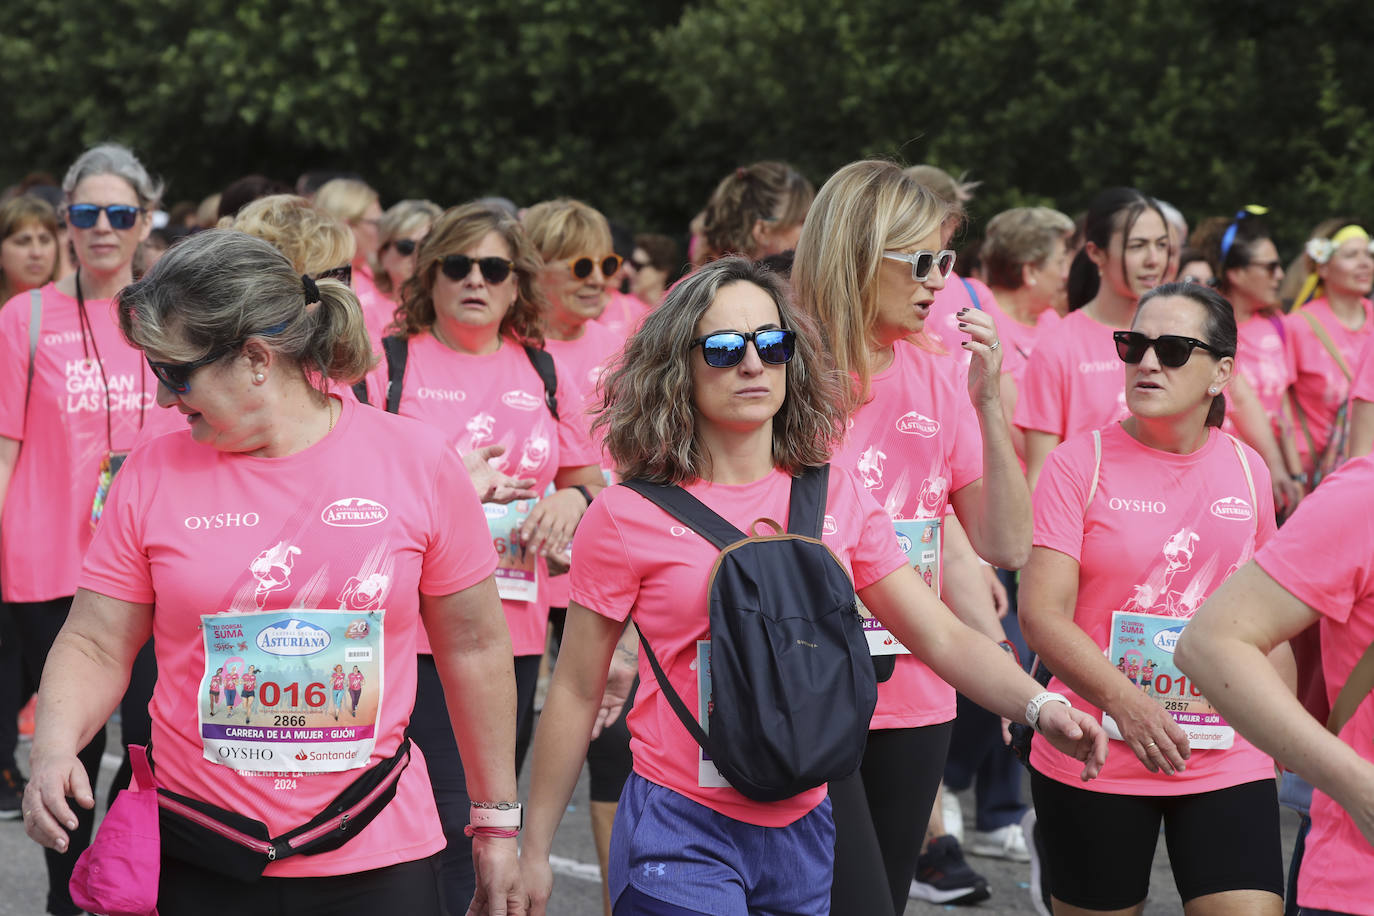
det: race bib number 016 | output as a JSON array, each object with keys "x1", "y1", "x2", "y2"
[
  {"x1": 1102, "y1": 610, "x2": 1234, "y2": 750},
  {"x1": 857, "y1": 517, "x2": 942, "y2": 656},
  {"x1": 199, "y1": 609, "x2": 385, "y2": 773}
]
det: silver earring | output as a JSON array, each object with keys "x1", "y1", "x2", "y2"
[
  {"x1": 255, "y1": 373, "x2": 265, "y2": 383},
  {"x1": 1208, "y1": 387, "x2": 1218, "y2": 395}
]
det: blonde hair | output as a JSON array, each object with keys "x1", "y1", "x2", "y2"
[
  {"x1": 523, "y1": 198, "x2": 613, "y2": 262},
  {"x1": 982, "y1": 207, "x2": 1075, "y2": 289},
  {"x1": 374, "y1": 199, "x2": 441, "y2": 296},
  {"x1": 227, "y1": 195, "x2": 356, "y2": 276},
  {"x1": 396, "y1": 202, "x2": 547, "y2": 346},
  {"x1": 596, "y1": 257, "x2": 845, "y2": 483},
  {"x1": 792, "y1": 160, "x2": 949, "y2": 410},
  {"x1": 117, "y1": 230, "x2": 374, "y2": 391},
  {"x1": 0, "y1": 196, "x2": 60, "y2": 302},
  {"x1": 313, "y1": 179, "x2": 379, "y2": 224},
  {"x1": 700, "y1": 161, "x2": 814, "y2": 261}
]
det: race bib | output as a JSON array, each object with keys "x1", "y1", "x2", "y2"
[
  {"x1": 485, "y1": 499, "x2": 539, "y2": 602},
  {"x1": 1102, "y1": 611, "x2": 1234, "y2": 750},
  {"x1": 695, "y1": 640, "x2": 729, "y2": 788},
  {"x1": 198, "y1": 609, "x2": 385, "y2": 773},
  {"x1": 858, "y1": 517, "x2": 942, "y2": 656}
]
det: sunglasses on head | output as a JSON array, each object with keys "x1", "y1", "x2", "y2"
[
  {"x1": 568, "y1": 254, "x2": 623, "y2": 280},
  {"x1": 441, "y1": 254, "x2": 514, "y2": 284},
  {"x1": 881, "y1": 249, "x2": 957, "y2": 283},
  {"x1": 1112, "y1": 331, "x2": 1228, "y2": 368},
  {"x1": 392, "y1": 238, "x2": 419, "y2": 256},
  {"x1": 67, "y1": 204, "x2": 144, "y2": 230},
  {"x1": 691, "y1": 328, "x2": 796, "y2": 368}
]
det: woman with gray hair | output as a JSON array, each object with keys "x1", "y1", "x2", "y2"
[
  {"x1": 22, "y1": 229, "x2": 524, "y2": 915},
  {"x1": 0, "y1": 143, "x2": 160, "y2": 915}
]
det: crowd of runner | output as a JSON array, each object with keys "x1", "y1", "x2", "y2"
[{"x1": 2, "y1": 143, "x2": 1374, "y2": 916}]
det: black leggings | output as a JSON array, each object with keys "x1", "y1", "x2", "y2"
[
  {"x1": 11, "y1": 597, "x2": 107, "y2": 916},
  {"x1": 830, "y1": 722, "x2": 954, "y2": 916}
]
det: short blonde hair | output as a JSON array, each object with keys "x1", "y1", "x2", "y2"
[
  {"x1": 523, "y1": 198, "x2": 613, "y2": 262},
  {"x1": 397, "y1": 202, "x2": 547, "y2": 346},
  {"x1": 313, "y1": 178, "x2": 379, "y2": 224},
  {"x1": 792, "y1": 160, "x2": 949, "y2": 411},
  {"x1": 700, "y1": 161, "x2": 813, "y2": 261},
  {"x1": 375, "y1": 199, "x2": 441, "y2": 295},
  {"x1": 982, "y1": 207, "x2": 1075, "y2": 290},
  {"x1": 595, "y1": 257, "x2": 845, "y2": 483},
  {"x1": 227, "y1": 195, "x2": 356, "y2": 276}
]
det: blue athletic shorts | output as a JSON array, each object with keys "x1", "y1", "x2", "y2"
[{"x1": 610, "y1": 772, "x2": 834, "y2": 916}]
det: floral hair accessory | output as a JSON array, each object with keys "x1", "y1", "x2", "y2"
[{"x1": 1306, "y1": 237, "x2": 1335, "y2": 264}]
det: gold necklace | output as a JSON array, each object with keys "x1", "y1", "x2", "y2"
[{"x1": 327, "y1": 399, "x2": 337, "y2": 433}]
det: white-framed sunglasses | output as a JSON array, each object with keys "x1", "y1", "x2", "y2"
[{"x1": 882, "y1": 249, "x2": 957, "y2": 283}]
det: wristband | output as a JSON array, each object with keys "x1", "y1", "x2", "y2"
[
  {"x1": 572, "y1": 484, "x2": 594, "y2": 506},
  {"x1": 1025, "y1": 691, "x2": 1070, "y2": 734},
  {"x1": 469, "y1": 801, "x2": 523, "y2": 831}
]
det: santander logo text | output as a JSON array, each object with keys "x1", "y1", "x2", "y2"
[
  {"x1": 321, "y1": 498, "x2": 389, "y2": 527},
  {"x1": 1107, "y1": 497, "x2": 1167, "y2": 514},
  {"x1": 1210, "y1": 496, "x2": 1253, "y2": 521},
  {"x1": 895, "y1": 411, "x2": 940, "y2": 438},
  {"x1": 502, "y1": 390, "x2": 542, "y2": 411}
]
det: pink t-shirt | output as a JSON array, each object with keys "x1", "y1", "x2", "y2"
[
  {"x1": 352, "y1": 262, "x2": 397, "y2": 355},
  {"x1": 0, "y1": 284, "x2": 157, "y2": 602},
  {"x1": 79, "y1": 396, "x2": 498, "y2": 877},
  {"x1": 594, "y1": 290, "x2": 650, "y2": 341},
  {"x1": 1350, "y1": 336, "x2": 1374, "y2": 404},
  {"x1": 367, "y1": 333, "x2": 601, "y2": 655},
  {"x1": 1256, "y1": 455, "x2": 1374, "y2": 915},
  {"x1": 1286, "y1": 298, "x2": 1374, "y2": 465},
  {"x1": 1234, "y1": 312, "x2": 1296, "y2": 436},
  {"x1": 570, "y1": 467, "x2": 907, "y2": 827},
  {"x1": 1029, "y1": 423, "x2": 1277, "y2": 794},
  {"x1": 1014, "y1": 309, "x2": 1130, "y2": 442},
  {"x1": 543, "y1": 321, "x2": 624, "y2": 608},
  {"x1": 924, "y1": 274, "x2": 995, "y2": 369},
  {"x1": 832, "y1": 340, "x2": 983, "y2": 729}
]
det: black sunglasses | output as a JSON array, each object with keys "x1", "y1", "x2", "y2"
[
  {"x1": 568, "y1": 254, "x2": 623, "y2": 280},
  {"x1": 147, "y1": 347, "x2": 237, "y2": 394},
  {"x1": 691, "y1": 328, "x2": 796, "y2": 368},
  {"x1": 67, "y1": 204, "x2": 144, "y2": 230},
  {"x1": 392, "y1": 238, "x2": 419, "y2": 256},
  {"x1": 1112, "y1": 331, "x2": 1228, "y2": 368},
  {"x1": 441, "y1": 254, "x2": 514, "y2": 284}
]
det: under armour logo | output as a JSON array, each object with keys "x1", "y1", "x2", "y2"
[{"x1": 642, "y1": 862, "x2": 667, "y2": 877}]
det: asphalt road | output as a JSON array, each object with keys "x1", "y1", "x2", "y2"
[{"x1": 0, "y1": 723, "x2": 1299, "y2": 915}]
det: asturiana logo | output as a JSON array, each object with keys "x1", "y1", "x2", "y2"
[
  {"x1": 1210, "y1": 496, "x2": 1253, "y2": 522},
  {"x1": 256, "y1": 618, "x2": 331, "y2": 657},
  {"x1": 896, "y1": 532, "x2": 913, "y2": 554},
  {"x1": 1152, "y1": 625, "x2": 1185, "y2": 654},
  {"x1": 822, "y1": 515, "x2": 838, "y2": 536},
  {"x1": 321, "y1": 498, "x2": 388, "y2": 527},
  {"x1": 895, "y1": 411, "x2": 940, "y2": 437},
  {"x1": 502, "y1": 390, "x2": 542, "y2": 411}
]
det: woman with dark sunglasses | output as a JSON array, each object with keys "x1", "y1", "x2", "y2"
[
  {"x1": 521, "y1": 256, "x2": 1103, "y2": 916},
  {"x1": 376, "y1": 199, "x2": 441, "y2": 306},
  {"x1": 0, "y1": 143, "x2": 160, "y2": 916},
  {"x1": 22, "y1": 229, "x2": 523, "y2": 915},
  {"x1": 372, "y1": 200, "x2": 603, "y2": 910},
  {"x1": 1019, "y1": 282, "x2": 1288, "y2": 915},
  {"x1": 791, "y1": 160, "x2": 1035, "y2": 914}
]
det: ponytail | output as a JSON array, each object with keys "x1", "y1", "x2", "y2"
[
  {"x1": 304, "y1": 278, "x2": 375, "y2": 389},
  {"x1": 1205, "y1": 392, "x2": 1226, "y2": 428},
  {"x1": 1066, "y1": 248, "x2": 1099, "y2": 311}
]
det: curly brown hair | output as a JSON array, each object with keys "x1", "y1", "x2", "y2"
[
  {"x1": 595, "y1": 257, "x2": 846, "y2": 483},
  {"x1": 395, "y1": 201, "x2": 548, "y2": 345}
]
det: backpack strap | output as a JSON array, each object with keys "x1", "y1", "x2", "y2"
[
  {"x1": 960, "y1": 277, "x2": 983, "y2": 311},
  {"x1": 382, "y1": 335, "x2": 409, "y2": 414},
  {"x1": 619, "y1": 479, "x2": 746, "y2": 549},
  {"x1": 1265, "y1": 312, "x2": 1287, "y2": 346},
  {"x1": 24, "y1": 287, "x2": 42, "y2": 419},
  {"x1": 635, "y1": 630, "x2": 722, "y2": 763},
  {"x1": 1328, "y1": 640, "x2": 1374, "y2": 736},
  {"x1": 1298, "y1": 311, "x2": 1353, "y2": 382},
  {"x1": 1222, "y1": 433, "x2": 1260, "y2": 540},
  {"x1": 522, "y1": 344, "x2": 560, "y2": 421},
  {"x1": 785, "y1": 465, "x2": 830, "y2": 538},
  {"x1": 1085, "y1": 429, "x2": 1104, "y2": 508}
]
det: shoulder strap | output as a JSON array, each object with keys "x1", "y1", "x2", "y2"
[
  {"x1": 960, "y1": 276, "x2": 983, "y2": 311},
  {"x1": 786, "y1": 465, "x2": 829, "y2": 537},
  {"x1": 620, "y1": 479, "x2": 745, "y2": 548},
  {"x1": 1266, "y1": 312, "x2": 1287, "y2": 346},
  {"x1": 128, "y1": 744, "x2": 155, "y2": 792},
  {"x1": 1223, "y1": 433, "x2": 1259, "y2": 540},
  {"x1": 522, "y1": 344, "x2": 560, "y2": 421},
  {"x1": 1299, "y1": 311, "x2": 1353, "y2": 382},
  {"x1": 1328, "y1": 640, "x2": 1374, "y2": 735},
  {"x1": 382, "y1": 335, "x2": 409, "y2": 414},
  {"x1": 635, "y1": 629, "x2": 722, "y2": 763},
  {"x1": 1085, "y1": 429, "x2": 1104, "y2": 508},
  {"x1": 24, "y1": 287, "x2": 42, "y2": 418}
]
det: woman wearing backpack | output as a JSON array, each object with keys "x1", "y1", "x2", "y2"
[
  {"x1": 520, "y1": 256, "x2": 1106, "y2": 916},
  {"x1": 365, "y1": 200, "x2": 604, "y2": 910},
  {"x1": 1019, "y1": 282, "x2": 1288, "y2": 914}
]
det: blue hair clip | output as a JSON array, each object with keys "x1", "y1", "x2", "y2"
[{"x1": 1219, "y1": 205, "x2": 1269, "y2": 264}]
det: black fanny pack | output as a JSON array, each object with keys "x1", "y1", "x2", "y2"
[{"x1": 154, "y1": 737, "x2": 412, "y2": 882}]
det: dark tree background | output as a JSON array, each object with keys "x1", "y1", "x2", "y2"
[{"x1": 3, "y1": 0, "x2": 1371, "y2": 248}]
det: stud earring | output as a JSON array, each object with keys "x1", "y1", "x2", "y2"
[
  {"x1": 255, "y1": 373, "x2": 265, "y2": 383},
  {"x1": 1208, "y1": 387, "x2": 1218, "y2": 395}
]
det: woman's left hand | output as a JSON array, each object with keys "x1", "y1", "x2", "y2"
[
  {"x1": 468, "y1": 834, "x2": 526, "y2": 916},
  {"x1": 519, "y1": 488, "x2": 587, "y2": 559},
  {"x1": 22, "y1": 746, "x2": 96, "y2": 853},
  {"x1": 1035, "y1": 701, "x2": 1109, "y2": 782},
  {"x1": 958, "y1": 308, "x2": 1004, "y2": 409}
]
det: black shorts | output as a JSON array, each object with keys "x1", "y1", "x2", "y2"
[{"x1": 1030, "y1": 769, "x2": 1283, "y2": 910}]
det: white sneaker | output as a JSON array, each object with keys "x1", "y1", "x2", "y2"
[
  {"x1": 940, "y1": 785, "x2": 964, "y2": 843},
  {"x1": 968, "y1": 822, "x2": 1031, "y2": 862}
]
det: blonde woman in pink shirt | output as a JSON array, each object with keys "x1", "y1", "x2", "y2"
[
  {"x1": 1021, "y1": 281, "x2": 1288, "y2": 914},
  {"x1": 22, "y1": 230, "x2": 523, "y2": 915}
]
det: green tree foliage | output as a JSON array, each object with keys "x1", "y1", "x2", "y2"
[{"x1": 2, "y1": 0, "x2": 1370, "y2": 246}]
